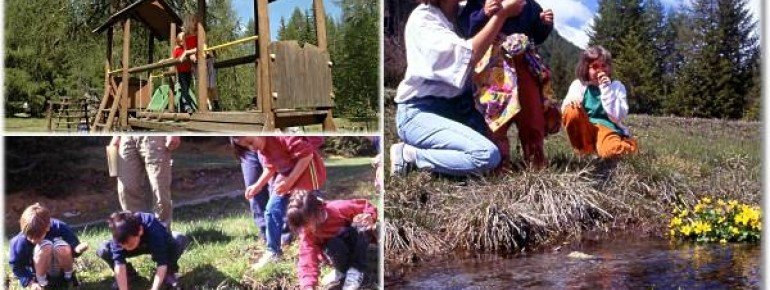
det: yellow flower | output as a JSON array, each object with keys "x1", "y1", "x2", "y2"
[
  {"x1": 717, "y1": 199, "x2": 726, "y2": 206},
  {"x1": 670, "y1": 217, "x2": 682, "y2": 228},
  {"x1": 728, "y1": 200, "x2": 739, "y2": 211},
  {"x1": 718, "y1": 216, "x2": 726, "y2": 224},
  {"x1": 730, "y1": 226, "x2": 739, "y2": 235},
  {"x1": 692, "y1": 221, "x2": 712, "y2": 234},
  {"x1": 679, "y1": 209, "x2": 689, "y2": 218},
  {"x1": 720, "y1": 239, "x2": 727, "y2": 244},
  {"x1": 694, "y1": 203, "x2": 704, "y2": 213},
  {"x1": 702, "y1": 197, "x2": 712, "y2": 204},
  {"x1": 670, "y1": 229, "x2": 676, "y2": 236},
  {"x1": 681, "y1": 225, "x2": 693, "y2": 236}
]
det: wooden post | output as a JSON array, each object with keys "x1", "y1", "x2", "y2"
[
  {"x1": 196, "y1": 22, "x2": 208, "y2": 112},
  {"x1": 45, "y1": 100, "x2": 53, "y2": 132},
  {"x1": 312, "y1": 0, "x2": 328, "y2": 51},
  {"x1": 119, "y1": 19, "x2": 131, "y2": 129},
  {"x1": 168, "y1": 23, "x2": 176, "y2": 112},
  {"x1": 256, "y1": 0, "x2": 274, "y2": 130}
]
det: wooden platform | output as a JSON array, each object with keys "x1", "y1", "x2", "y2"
[{"x1": 128, "y1": 109, "x2": 332, "y2": 132}]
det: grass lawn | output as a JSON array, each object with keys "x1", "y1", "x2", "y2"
[
  {"x1": 3, "y1": 117, "x2": 380, "y2": 134},
  {"x1": 5, "y1": 156, "x2": 381, "y2": 289},
  {"x1": 4, "y1": 118, "x2": 49, "y2": 132},
  {"x1": 383, "y1": 91, "x2": 760, "y2": 267}
]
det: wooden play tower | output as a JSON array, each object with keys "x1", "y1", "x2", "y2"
[{"x1": 91, "y1": 0, "x2": 336, "y2": 132}]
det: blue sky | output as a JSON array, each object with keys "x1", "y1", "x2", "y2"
[
  {"x1": 231, "y1": 0, "x2": 342, "y2": 40},
  {"x1": 537, "y1": 0, "x2": 761, "y2": 48}
]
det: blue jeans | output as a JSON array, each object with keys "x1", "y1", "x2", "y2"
[
  {"x1": 265, "y1": 190, "x2": 289, "y2": 254},
  {"x1": 395, "y1": 93, "x2": 500, "y2": 176},
  {"x1": 240, "y1": 151, "x2": 270, "y2": 240},
  {"x1": 177, "y1": 72, "x2": 193, "y2": 112}
]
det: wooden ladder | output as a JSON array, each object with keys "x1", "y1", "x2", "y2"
[{"x1": 91, "y1": 76, "x2": 124, "y2": 132}]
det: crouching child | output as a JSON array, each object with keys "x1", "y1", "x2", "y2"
[
  {"x1": 97, "y1": 211, "x2": 189, "y2": 290},
  {"x1": 287, "y1": 190, "x2": 378, "y2": 290},
  {"x1": 9, "y1": 203, "x2": 87, "y2": 289}
]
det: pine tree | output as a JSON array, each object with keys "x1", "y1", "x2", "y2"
[{"x1": 671, "y1": 0, "x2": 758, "y2": 119}]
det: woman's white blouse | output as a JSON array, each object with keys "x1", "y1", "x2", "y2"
[{"x1": 395, "y1": 4, "x2": 474, "y2": 103}]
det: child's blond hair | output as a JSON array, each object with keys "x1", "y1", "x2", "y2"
[{"x1": 20, "y1": 203, "x2": 51, "y2": 239}]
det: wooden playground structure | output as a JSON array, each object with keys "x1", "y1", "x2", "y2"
[{"x1": 90, "y1": 0, "x2": 336, "y2": 132}]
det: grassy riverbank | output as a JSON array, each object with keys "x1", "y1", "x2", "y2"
[{"x1": 383, "y1": 93, "x2": 760, "y2": 268}]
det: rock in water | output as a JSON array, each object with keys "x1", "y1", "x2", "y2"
[{"x1": 567, "y1": 251, "x2": 595, "y2": 260}]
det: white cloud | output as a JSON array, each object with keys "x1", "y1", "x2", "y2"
[
  {"x1": 537, "y1": 0, "x2": 595, "y2": 48},
  {"x1": 535, "y1": 0, "x2": 761, "y2": 48}
]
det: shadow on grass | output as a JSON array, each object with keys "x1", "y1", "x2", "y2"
[
  {"x1": 180, "y1": 264, "x2": 236, "y2": 289},
  {"x1": 186, "y1": 227, "x2": 234, "y2": 245}
]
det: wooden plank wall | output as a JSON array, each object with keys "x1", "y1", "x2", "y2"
[{"x1": 270, "y1": 41, "x2": 333, "y2": 110}]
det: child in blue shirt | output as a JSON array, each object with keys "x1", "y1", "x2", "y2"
[
  {"x1": 96, "y1": 211, "x2": 189, "y2": 290},
  {"x1": 9, "y1": 203, "x2": 86, "y2": 289}
]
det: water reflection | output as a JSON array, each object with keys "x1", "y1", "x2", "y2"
[{"x1": 397, "y1": 236, "x2": 760, "y2": 289}]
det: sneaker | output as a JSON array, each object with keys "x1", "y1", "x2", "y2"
[
  {"x1": 184, "y1": 106, "x2": 194, "y2": 114},
  {"x1": 251, "y1": 251, "x2": 281, "y2": 270},
  {"x1": 163, "y1": 273, "x2": 181, "y2": 289},
  {"x1": 342, "y1": 268, "x2": 364, "y2": 290},
  {"x1": 389, "y1": 143, "x2": 411, "y2": 176},
  {"x1": 321, "y1": 269, "x2": 345, "y2": 288},
  {"x1": 65, "y1": 272, "x2": 80, "y2": 288},
  {"x1": 280, "y1": 232, "x2": 294, "y2": 247}
]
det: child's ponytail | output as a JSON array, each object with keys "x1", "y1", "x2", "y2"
[{"x1": 286, "y1": 190, "x2": 325, "y2": 233}]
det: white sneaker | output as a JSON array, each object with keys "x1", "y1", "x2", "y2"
[
  {"x1": 251, "y1": 251, "x2": 281, "y2": 270},
  {"x1": 342, "y1": 268, "x2": 364, "y2": 290},
  {"x1": 321, "y1": 269, "x2": 345, "y2": 287}
]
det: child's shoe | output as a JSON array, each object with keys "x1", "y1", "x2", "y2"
[
  {"x1": 163, "y1": 273, "x2": 181, "y2": 289},
  {"x1": 342, "y1": 268, "x2": 364, "y2": 290},
  {"x1": 251, "y1": 251, "x2": 281, "y2": 270},
  {"x1": 321, "y1": 269, "x2": 345, "y2": 288},
  {"x1": 64, "y1": 272, "x2": 80, "y2": 288}
]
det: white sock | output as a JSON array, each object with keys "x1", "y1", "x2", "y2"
[
  {"x1": 36, "y1": 274, "x2": 48, "y2": 286},
  {"x1": 402, "y1": 144, "x2": 417, "y2": 163},
  {"x1": 64, "y1": 270, "x2": 73, "y2": 279}
]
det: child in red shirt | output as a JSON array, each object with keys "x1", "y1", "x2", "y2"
[
  {"x1": 232, "y1": 136, "x2": 327, "y2": 269},
  {"x1": 286, "y1": 190, "x2": 377, "y2": 290},
  {"x1": 172, "y1": 32, "x2": 194, "y2": 113}
]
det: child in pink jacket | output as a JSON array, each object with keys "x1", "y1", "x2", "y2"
[{"x1": 286, "y1": 190, "x2": 377, "y2": 290}]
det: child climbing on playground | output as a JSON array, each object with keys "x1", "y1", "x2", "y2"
[
  {"x1": 286, "y1": 190, "x2": 377, "y2": 290},
  {"x1": 182, "y1": 13, "x2": 221, "y2": 111},
  {"x1": 97, "y1": 211, "x2": 189, "y2": 290},
  {"x1": 9, "y1": 203, "x2": 88, "y2": 289},
  {"x1": 561, "y1": 45, "x2": 638, "y2": 159},
  {"x1": 460, "y1": 0, "x2": 560, "y2": 170},
  {"x1": 173, "y1": 32, "x2": 195, "y2": 113},
  {"x1": 231, "y1": 136, "x2": 327, "y2": 270}
]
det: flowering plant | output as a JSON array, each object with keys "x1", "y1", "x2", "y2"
[{"x1": 669, "y1": 197, "x2": 760, "y2": 243}]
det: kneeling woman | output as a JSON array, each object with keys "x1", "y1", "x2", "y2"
[
  {"x1": 561, "y1": 46, "x2": 638, "y2": 159},
  {"x1": 390, "y1": 0, "x2": 525, "y2": 176}
]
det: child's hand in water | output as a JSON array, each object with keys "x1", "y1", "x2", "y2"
[
  {"x1": 352, "y1": 213, "x2": 376, "y2": 231},
  {"x1": 540, "y1": 9, "x2": 554, "y2": 25},
  {"x1": 484, "y1": 0, "x2": 502, "y2": 16}
]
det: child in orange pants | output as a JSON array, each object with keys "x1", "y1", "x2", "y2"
[{"x1": 561, "y1": 46, "x2": 638, "y2": 159}]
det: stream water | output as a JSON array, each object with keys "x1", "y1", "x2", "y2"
[{"x1": 396, "y1": 236, "x2": 761, "y2": 289}]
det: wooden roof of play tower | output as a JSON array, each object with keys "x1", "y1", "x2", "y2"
[{"x1": 93, "y1": 0, "x2": 183, "y2": 40}]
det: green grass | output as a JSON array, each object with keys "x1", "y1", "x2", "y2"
[
  {"x1": 3, "y1": 117, "x2": 381, "y2": 133},
  {"x1": 5, "y1": 156, "x2": 381, "y2": 289},
  {"x1": 4, "y1": 118, "x2": 48, "y2": 132},
  {"x1": 4, "y1": 197, "x2": 380, "y2": 290}
]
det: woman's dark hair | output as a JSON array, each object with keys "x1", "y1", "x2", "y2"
[
  {"x1": 415, "y1": 0, "x2": 440, "y2": 5},
  {"x1": 107, "y1": 211, "x2": 141, "y2": 243},
  {"x1": 286, "y1": 190, "x2": 325, "y2": 233},
  {"x1": 230, "y1": 137, "x2": 249, "y2": 160}
]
